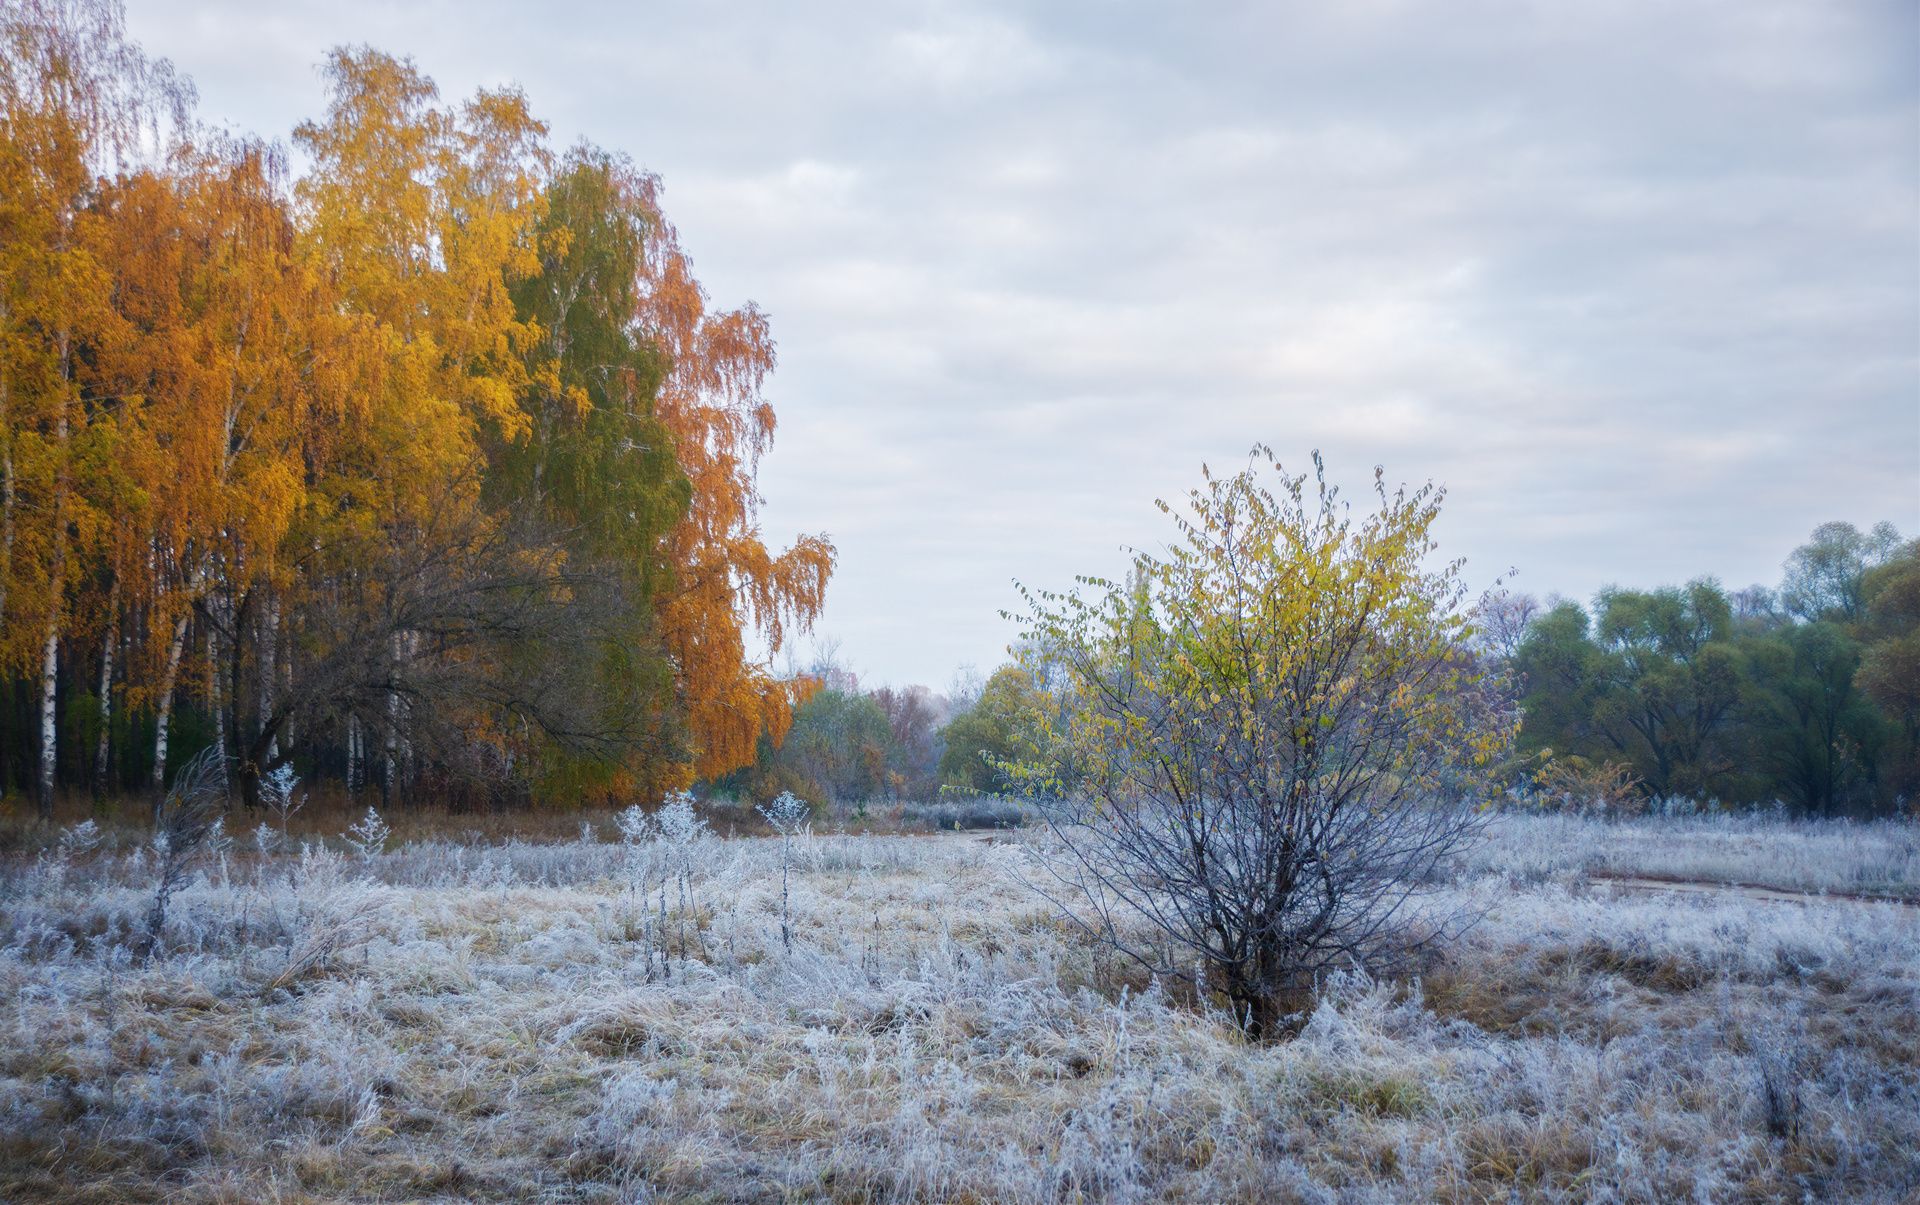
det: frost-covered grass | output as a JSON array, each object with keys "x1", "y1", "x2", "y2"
[
  {"x1": 1, "y1": 814, "x2": 1916, "y2": 1202},
  {"x1": 1470, "y1": 810, "x2": 1920, "y2": 899}
]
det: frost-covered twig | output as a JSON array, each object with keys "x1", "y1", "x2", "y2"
[
  {"x1": 758, "y1": 791, "x2": 810, "y2": 952},
  {"x1": 343, "y1": 806, "x2": 391, "y2": 863}
]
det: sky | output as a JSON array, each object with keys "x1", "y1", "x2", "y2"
[{"x1": 128, "y1": 0, "x2": 1920, "y2": 689}]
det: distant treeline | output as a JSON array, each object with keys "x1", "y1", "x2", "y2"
[
  {"x1": 908, "y1": 520, "x2": 1917, "y2": 820},
  {"x1": 1507, "y1": 521, "x2": 1916, "y2": 816},
  {"x1": 717, "y1": 651, "x2": 1098, "y2": 809},
  {"x1": 716, "y1": 666, "x2": 950, "y2": 806},
  {"x1": 0, "y1": 2, "x2": 831, "y2": 818}
]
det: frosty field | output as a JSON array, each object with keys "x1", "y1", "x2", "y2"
[{"x1": 2, "y1": 811, "x2": 1916, "y2": 1203}]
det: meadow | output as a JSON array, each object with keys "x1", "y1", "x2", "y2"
[{"x1": 1, "y1": 807, "x2": 1915, "y2": 1203}]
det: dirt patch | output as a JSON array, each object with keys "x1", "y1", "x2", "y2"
[{"x1": 1589, "y1": 871, "x2": 1920, "y2": 908}]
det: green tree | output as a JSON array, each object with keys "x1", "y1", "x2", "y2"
[
  {"x1": 1521, "y1": 582, "x2": 1743, "y2": 800},
  {"x1": 1781, "y1": 520, "x2": 1903, "y2": 622},
  {"x1": 1512, "y1": 601, "x2": 1603, "y2": 761},
  {"x1": 1743, "y1": 621, "x2": 1880, "y2": 815},
  {"x1": 937, "y1": 665, "x2": 1043, "y2": 794},
  {"x1": 777, "y1": 687, "x2": 899, "y2": 803},
  {"x1": 491, "y1": 148, "x2": 693, "y2": 798},
  {"x1": 1856, "y1": 542, "x2": 1920, "y2": 808}
]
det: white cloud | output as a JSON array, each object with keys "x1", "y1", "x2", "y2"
[
  {"x1": 128, "y1": 0, "x2": 1920, "y2": 687},
  {"x1": 885, "y1": 10, "x2": 1058, "y2": 95}
]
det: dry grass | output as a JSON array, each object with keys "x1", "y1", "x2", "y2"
[
  {"x1": 1466, "y1": 809, "x2": 1920, "y2": 899},
  {"x1": 0, "y1": 811, "x2": 1915, "y2": 1202}
]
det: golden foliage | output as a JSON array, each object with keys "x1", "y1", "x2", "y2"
[
  {"x1": 625, "y1": 172, "x2": 834, "y2": 782},
  {"x1": 1, "y1": 6, "x2": 830, "y2": 803}
]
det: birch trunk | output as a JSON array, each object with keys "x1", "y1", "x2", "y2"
[
  {"x1": 36, "y1": 329, "x2": 73, "y2": 821},
  {"x1": 37, "y1": 614, "x2": 60, "y2": 820},
  {"x1": 207, "y1": 625, "x2": 230, "y2": 795},
  {"x1": 384, "y1": 632, "x2": 403, "y2": 808},
  {"x1": 93, "y1": 575, "x2": 119, "y2": 795},
  {"x1": 151, "y1": 609, "x2": 191, "y2": 803},
  {"x1": 258, "y1": 591, "x2": 279, "y2": 762},
  {"x1": 347, "y1": 714, "x2": 361, "y2": 796}
]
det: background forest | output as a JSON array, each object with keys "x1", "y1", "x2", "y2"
[
  {"x1": 2, "y1": 2, "x2": 1914, "y2": 825},
  {"x1": 762, "y1": 518, "x2": 1917, "y2": 820},
  {"x1": 1508, "y1": 520, "x2": 1918, "y2": 817}
]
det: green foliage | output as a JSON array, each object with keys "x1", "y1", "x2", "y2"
[
  {"x1": 778, "y1": 688, "x2": 897, "y2": 803},
  {"x1": 1514, "y1": 527, "x2": 1917, "y2": 816},
  {"x1": 718, "y1": 679, "x2": 946, "y2": 805},
  {"x1": 1744, "y1": 621, "x2": 1881, "y2": 812},
  {"x1": 1781, "y1": 520, "x2": 1903, "y2": 622},
  {"x1": 1856, "y1": 544, "x2": 1920, "y2": 802},
  {"x1": 937, "y1": 666, "x2": 1044, "y2": 794},
  {"x1": 488, "y1": 149, "x2": 694, "y2": 797},
  {"x1": 1590, "y1": 582, "x2": 1740, "y2": 799},
  {"x1": 499, "y1": 150, "x2": 688, "y2": 574}
]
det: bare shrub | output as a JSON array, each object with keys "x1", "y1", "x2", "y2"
[
  {"x1": 142, "y1": 747, "x2": 228, "y2": 955},
  {"x1": 1014, "y1": 451, "x2": 1511, "y2": 1036},
  {"x1": 260, "y1": 846, "x2": 391, "y2": 994},
  {"x1": 657, "y1": 791, "x2": 711, "y2": 969},
  {"x1": 1758, "y1": 1046, "x2": 1803, "y2": 1140},
  {"x1": 260, "y1": 763, "x2": 305, "y2": 844},
  {"x1": 36, "y1": 818, "x2": 103, "y2": 892}
]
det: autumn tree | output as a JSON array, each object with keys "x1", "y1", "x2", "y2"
[
  {"x1": 87, "y1": 137, "x2": 335, "y2": 811},
  {"x1": 1012, "y1": 450, "x2": 1510, "y2": 1038},
  {"x1": 872, "y1": 683, "x2": 943, "y2": 797},
  {"x1": 272, "y1": 49, "x2": 556, "y2": 808},
  {"x1": 492, "y1": 147, "x2": 691, "y2": 795},
  {"x1": 624, "y1": 171, "x2": 834, "y2": 782},
  {"x1": 0, "y1": 12, "x2": 830, "y2": 812},
  {"x1": 0, "y1": 0, "x2": 187, "y2": 815}
]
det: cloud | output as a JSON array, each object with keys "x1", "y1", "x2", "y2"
[
  {"x1": 885, "y1": 10, "x2": 1058, "y2": 95},
  {"x1": 127, "y1": 0, "x2": 1919, "y2": 687}
]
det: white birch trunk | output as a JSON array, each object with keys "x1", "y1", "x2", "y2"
[
  {"x1": 37, "y1": 329, "x2": 72, "y2": 819},
  {"x1": 151, "y1": 610, "x2": 191, "y2": 795},
  {"x1": 94, "y1": 576, "x2": 118, "y2": 792},
  {"x1": 37, "y1": 620, "x2": 59, "y2": 816},
  {"x1": 208, "y1": 625, "x2": 229, "y2": 776}
]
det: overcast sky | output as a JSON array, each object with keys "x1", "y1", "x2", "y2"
[{"x1": 130, "y1": 0, "x2": 1919, "y2": 688}]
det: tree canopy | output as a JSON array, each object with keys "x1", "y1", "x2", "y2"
[
  {"x1": 1515, "y1": 522, "x2": 1917, "y2": 815},
  {"x1": 0, "y1": 1, "x2": 832, "y2": 812}
]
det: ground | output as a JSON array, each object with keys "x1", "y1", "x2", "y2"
[{"x1": 0, "y1": 809, "x2": 1915, "y2": 1203}]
